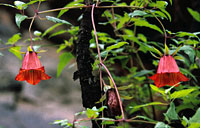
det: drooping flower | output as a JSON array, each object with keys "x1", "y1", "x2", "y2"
[
  {"x1": 149, "y1": 55, "x2": 189, "y2": 88},
  {"x1": 15, "y1": 48, "x2": 51, "y2": 85}
]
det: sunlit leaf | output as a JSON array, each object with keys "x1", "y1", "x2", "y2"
[
  {"x1": 49, "y1": 30, "x2": 68, "y2": 38},
  {"x1": 129, "y1": 102, "x2": 165, "y2": 110},
  {"x1": 34, "y1": 31, "x2": 42, "y2": 36},
  {"x1": 150, "y1": 84, "x2": 165, "y2": 96},
  {"x1": 0, "y1": 3, "x2": 16, "y2": 8},
  {"x1": 9, "y1": 46, "x2": 22, "y2": 60},
  {"x1": 165, "y1": 43, "x2": 169, "y2": 55},
  {"x1": 106, "y1": 42, "x2": 128, "y2": 51},
  {"x1": 15, "y1": 14, "x2": 27, "y2": 28},
  {"x1": 134, "y1": 19, "x2": 163, "y2": 34},
  {"x1": 171, "y1": 88, "x2": 196, "y2": 100},
  {"x1": 6, "y1": 33, "x2": 21, "y2": 45},
  {"x1": 129, "y1": 10, "x2": 147, "y2": 17},
  {"x1": 118, "y1": 84, "x2": 133, "y2": 90},
  {"x1": 155, "y1": 122, "x2": 171, "y2": 128},
  {"x1": 57, "y1": 52, "x2": 74, "y2": 77},
  {"x1": 57, "y1": 0, "x2": 84, "y2": 18},
  {"x1": 46, "y1": 16, "x2": 72, "y2": 25},
  {"x1": 14, "y1": 1, "x2": 27, "y2": 10},
  {"x1": 171, "y1": 45, "x2": 182, "y2": 56},
  {"x1": 187, "y1": 8, "x2": 200, "y2": 22},
  {"x1": 42, "y1": 23, "x2": 63, "y2": 37}
]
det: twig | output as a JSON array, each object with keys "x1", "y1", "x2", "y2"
[{"x1": 91, "y1": 4, "x2": 125, "y2": 120}]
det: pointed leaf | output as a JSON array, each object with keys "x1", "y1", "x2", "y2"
[
  {"x1": 189, "y1": 108, "x2": 200, "y2": 123},
  {"x1": 46, "y1": 16, "x2": 72, "y2": 25},
  {"x1": 9, "y1": 46, "x2": 22, "y2": 60},
  {"x1": 164, "y1": 102, "x2": 179, "y2": 121},
  {"x1": 134, "y1": 19, "x2": 163, "y2": 34},
  {"x1": 187, "y1": 8, "x2": 200, "y2": 22},
  {"x1": 106, "y1": 42, "x2": 128, "y2": 51},
  {"x1": 165, "y1": 43, "x2": 169, "y2": 55},
  {"x1": 49, "y1": 30, "x2": 68, "y2": 38},
  {"x1": 6, "y1": 33, "x2": 21, "y2": 45},
  {"x1": 57, "y1": 52, "x2": 74, "y2": 77},
  {"x1": 42, "y1": 23, "x2": 63, "y2": 37},
  {"x1": 150, "y1": 51, "x2": 161, "y2": 59},
  {"x1": 14, "y1": 1, "x2": 27, "y2": 10},
  {"x1": 153, "y1": 47, "x2": 163, "y2": 57},
  {"x1": 130, "y1": 102, "x2": 164, "y2": 110},
  {"x1": 171, "y1": 88, "x2": 195, "y2": 100},
  {"x1": 0, "y1": 3, "x2": 16, "y2": 8},
  {"x1": 171, "y1": 45, "x2": 182, "y2": 56},
  {"x1": 15, "y1": 14, "x2": 27, "y2": 28}
]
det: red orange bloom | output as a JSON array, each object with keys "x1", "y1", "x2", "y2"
[
  {"x1": 15, "y1": 51, "x2": 51, "y2": 85},
  {"x1": 149, "y1": 55, "x2": 189, "y2": 88}
]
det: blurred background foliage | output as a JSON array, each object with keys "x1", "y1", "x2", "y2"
[{"x1": 0, "y1": 0, "x2": 200, "y2": 128}]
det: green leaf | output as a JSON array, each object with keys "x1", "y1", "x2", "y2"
[
  {"x1": 46, "y1": 16, "x2": 72, "y2": 25},
  {"x1": 150, "y1": 84, "x2": 165, "y2": 96},
  {"x1": 129, "y1": 10, "x2": 147, "y2": 17},
  {"x1": 57, "y1": 52, "x2": 74, "y2": 77},
  {"x1": 182, "y1": 116, "x2": 189, "y2": 127},
  {"x1": 49, "y1": 30, "x2": 68, "y2": 38},
  {"x1": 134, "y1": 19, "x2": 163, "y2": 34},
  {"x1": 57, "y1": 0, "x2": 84, "y2": 18},
  {"x1": 155, "y1": 122, "x2": 171, "y2": 128},
  {"x1": 42, "y1": 23, "x2": 63, "y2": 37},
  {"x1": 171, "y1": 45, "x2": 182, "y2": 56},
  {"x1": 0, "y1": 3, "x2": 16, "y2": 8},
  {"x1": 165, "y1": 43, "x2": 169, "y2": 55},
  {"x1": 15, "y1": 14, "x2": 27, "y2": 28},
  {"x1": 133, "y1": 69, "x2": 154, "y2": 77},
  {"x1": 189, "y1": 108, "x2": 200, "y2": 123},
  {"x1": 57, "y1": 40, "x2": 72, "y2": 53},
  {"x1": 171, "y1": 88, "x2": 196, "y2": 100},
  {"x1": 130, "y1": 102, "x2": 164, "y2": 110},
  {"x1": 86, "y1": 107, "x2": 100, "y2": 118},
  {"x1": 106, "y1": 42, "x2": 128, "y2": 51},
  {"x1": 101, "y1": 120, "x2": 115, "y2": 125},
  {"x1": 180, "y1": 45, "x2": 195, "y2": 63},
  {"x1": 120, "y1": 95, "x2": 133, "y2": 100},
  {"x1": 187, "y1": 8, "x2": 200, "y2": 22},
  {"x1": 14, "y1": 1, "x2": 28, "y2": 10},
  {"x1": 95, "y1": 94, "x2": 106, "y2": 104},
  {"x1": 6, "y1": 33, "x2": 21, "y2": 45},
  {"x1": 164, "y1": 102, "x2": 179, "y2": 121},
  {"x1": 9, "y1": 46, "x2": 22, "y2": 60},
  {"x1": 118, "y1": 84, "x2": 133, "y2": 90},
  {"x1": 152, "y1": 47, "x2": 163, "y2": 57},
  {"x1": 34, "y1": 31, "x2": 42, "y2": 36}
]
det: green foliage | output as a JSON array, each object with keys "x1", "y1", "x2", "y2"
[
  {"x1": 154, "y1": 122, "x2": 170, "y2": 128},
  {"x1": 9, "y1": 46, "x2": 22, "y2": 60},
  {"x1": 52, "y1": 119, "x2": 73, "y2": 128},
  {"x1": 57, "y1": 52, "x2": 74, "y2": 77},
  {"x1": 164, "y1": 102, "x2": 179, "y2": 121},
  {"x1": 15, "y1": 14, "x2": 27, "y2": 28},
  {"x1": 42, "y1": 23, "x2": 63, "y2": 37},
  {"x1": 6, "y1": 33, "x2": 21, "y2": 45},
  {"x1": 46, "y1": 16, "x2": 72, "y2": 25},
  {"x1": 187, "y1": 8, "x2": 200, "y2": 22},
  {"x1": 14, "y1": 1, "x2": 27, "y2": 10}
]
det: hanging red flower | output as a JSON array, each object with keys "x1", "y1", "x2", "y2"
[
  {"x1": 15, "y1": 50, "x2": 51, "y2": 85},
  {"x1": 149, "y1": 55, "x2": 189, "y2": 88}
]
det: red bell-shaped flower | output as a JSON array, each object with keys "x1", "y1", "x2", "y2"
[
  {"x1": 15, "y1": 50, "x2": 51, "y2": 85},
  {"x1": 149, "y1": 55, "x2": 189, "y2": 88}
]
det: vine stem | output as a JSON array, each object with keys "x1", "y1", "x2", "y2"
[
  {"x1": 149, "y1": 11, "x2": 167, "y2": 45},
  {"x1": 28, "y1": 14, "x2": 36, "y2": 50},
  {"x1": 37, "y1": 5, "x2": 142, "y2": 14},
  {"x1": 91, "y1": 4, "x2": 125, "y2": 120}
]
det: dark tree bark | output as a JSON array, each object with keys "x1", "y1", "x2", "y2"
[{"x1": 75, "y1": 0, "x2": 102, "y2": 127}]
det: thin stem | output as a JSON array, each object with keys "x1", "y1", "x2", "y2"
[
  {"x1": 100, "y1": 62, "x2": 125, "y2": 120},
  {"x1": 38, "y1": 5, "x2": 142, "y2": 14},
  {"x1": 91, "y1": 4, "x2": 125, "y2": 120},
  {"x1": 149, "y1": 11, "x2": 167, "y2": 45},
  {"x1": 29, "y1": 14, "x2": 36, "y2": 50},
  {"x1": 136, "y1": 53, "x2": 156, "y2": 120}
]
